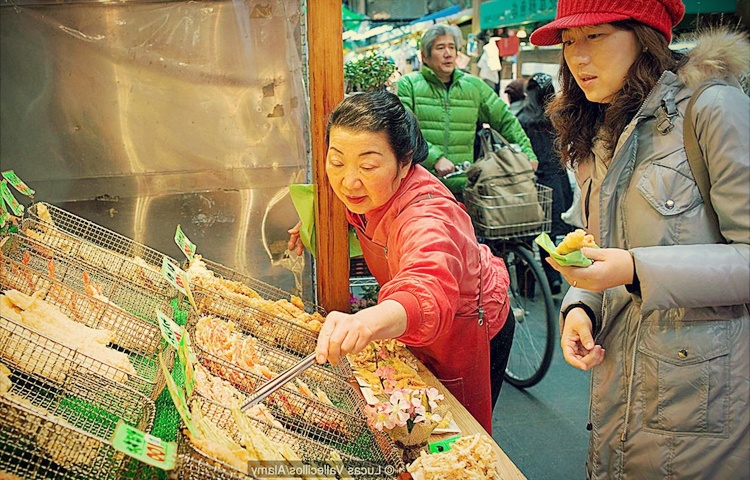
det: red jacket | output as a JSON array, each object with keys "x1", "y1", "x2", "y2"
[{"x1": 348, "y1": 165, "x2": 510, "y2": 432}]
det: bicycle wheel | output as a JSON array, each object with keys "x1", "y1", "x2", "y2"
[{"x1": 499, "y1": 243, "x2": 556, "y2": 388}]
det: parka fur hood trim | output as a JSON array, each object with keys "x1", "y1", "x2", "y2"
[{"x1": 678, "y1": 28, "x2": 750, "y2": 89}]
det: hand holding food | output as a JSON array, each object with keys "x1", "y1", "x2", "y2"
[{"x1": 555, "y1": 229, "x2": 598, "y2": 255}]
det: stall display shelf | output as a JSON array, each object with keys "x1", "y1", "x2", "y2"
[
  {"x1": 178, "y1": 397, "x2": 403, "y2": 479},
  {"x1": 24, "y1": 202, "x2": 348, "y2": 374},
  {"x1": 0, "y1": 362, "x2": 157, "y2": 479},
  {"x1": 0, "y1": 254, "x2": 175, "y2": 400}
]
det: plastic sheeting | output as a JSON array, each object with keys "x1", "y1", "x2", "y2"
[{"x1": 0, "y1": 0, "x2": 314, "y2": 296}]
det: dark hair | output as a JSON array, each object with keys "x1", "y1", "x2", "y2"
[
  {"x1": 516, "y1": 73, "x2": 555, "y2": 128},
  {"x1": 326, "y1": 91, "x2": 429, "y2": 167},
  {"x1": 546, "y1": 21, "x2": 684, "y2": 168}
]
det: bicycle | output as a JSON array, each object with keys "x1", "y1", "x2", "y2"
[{"x1": 465, "y1": 183, "x2": 556, "y2": 388}]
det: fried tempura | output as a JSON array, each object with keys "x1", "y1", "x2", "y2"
[{"x1": 555, "y1": 229, "x2": 598, "y2": 255}]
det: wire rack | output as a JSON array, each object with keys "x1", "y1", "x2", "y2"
[
  {"x1": 0, "y1": 254, "x2": 175, "y2": 400},
  {"x1": 464, "y1": 183, "x2": 553, "y2": 240},
  {"x1": 1, "y1": 231, "x2": 177, "y2": 332},
  {"x1": 192, "y1": 286, "x2": 351, "y2": 378},
  {"x1": 190, "y1": 256, "x2": 341, "y2": 361},
  {"x1": 20, "y1": 217, "x2": 179, "y2": 300},
  {"x1": 187, "y1": 315, "x2": 393, "y2": 460},
  {"x1": 25, "y1": 202, "x2": 339, "y2": 364},
  {"x1": 178, "y1": 397, "x2": 403, "y2": 480},
  {"x1": 0, "y1": 361, "x2": 157, "y2": 479},
  {"x1": 25, "y1": 203, "x2": 169, "y2": 275}
]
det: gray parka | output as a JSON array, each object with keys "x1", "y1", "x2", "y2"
[{"x1": 562, "y1": 30, "x2": 750, "y2": 479}]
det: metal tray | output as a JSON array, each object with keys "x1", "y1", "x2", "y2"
[
  {"x1": 0, "y1": 362, "x2": 157, "y2": 479},
  {"x1": 0, "y1": 254, "x2": 175, "y2": 400},
  {"x1": 177, "y1": 397, "x2": 403, "y2": 480}
]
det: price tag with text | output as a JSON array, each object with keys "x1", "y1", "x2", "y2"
[
  {"x1": 178, "y1": 331, "x2": 196, "y2": 397},
  {"x1": 0, "y1": 181, "x2": 23, "y2": 216},
  {"x1": 1, "y1": 170, "x2": 34, "y2": 197},
  {"x1": 174, "y1": 225, "x2": 196, "y2": 261},
  {"x1": 161, "y1": 256, "x2": 187, "y2": 296},
  {"x1": 158, "y1": 351, "x2": 197, "y2": 437},
  {"x1": 0, "y1": 203, "x2": 9, "y2": 228},
  {"x1": 111, "y1": 421, "x2": 176, "y2": 470},
  {"x1": 156, "y1": 308, "x2": 182, "y2": 349}
]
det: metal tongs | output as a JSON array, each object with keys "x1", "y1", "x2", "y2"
[{"x1": 240, "y1": 352, "x2": 317, "y2": 411}]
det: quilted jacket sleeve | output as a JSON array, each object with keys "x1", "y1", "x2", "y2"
[{"x1": 477, "y1": 78, "x2": 537, "y2": 161}]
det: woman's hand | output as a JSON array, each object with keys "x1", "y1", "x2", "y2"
[
  {"x1": 545, "y1": 247, "x2": 634, "y2": 292},
  {"x1": 315, "y1": 300, "x2": 407, "y2": 366},
  {"x1": 315, "y1": 311, "x2": 374, "y2": 366},
  {"x1": 561, "y1": 307, "x2": 605, "y2": 370},
  {"x1": 287, "y1": 221, "x2": 304, "y2": 256}
]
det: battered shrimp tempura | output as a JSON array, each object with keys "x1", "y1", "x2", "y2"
[{"x1": 555, "y1": 229, "x2": 598, "y2": 255}]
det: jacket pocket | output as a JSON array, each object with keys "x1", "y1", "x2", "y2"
[
  {"x1": 638, "y1": 319, "x2": 729, "y2": 436},
  {"x1": 637, "y1": 150, "x2": 702, "y2": 216},
  {"x1": 438, "y1": 377, "x2": 466, "y2": 406}
]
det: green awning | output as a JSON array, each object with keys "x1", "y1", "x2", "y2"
[
  {"x1": 480, "y1": 0, "x2": 736, "y2": 31},
  {"x1": 343, "y1": 5, "x2": 367, "y2": 32}
]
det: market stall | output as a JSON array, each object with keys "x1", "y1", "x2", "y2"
[{"x1": 0, "y1": 0, "x2": 527, "y2": 478}]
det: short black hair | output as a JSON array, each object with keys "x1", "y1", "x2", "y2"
[{"x1": 326, "y1": 91, "x2": 428, "y2": 167}]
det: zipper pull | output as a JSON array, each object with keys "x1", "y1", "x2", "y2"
[{"x1": 477, "y1": 307, "x2": 485, "y2": 326}]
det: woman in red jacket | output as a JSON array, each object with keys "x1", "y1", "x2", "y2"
[{"x1": 288, "y1": 91, "x2": 513, "y2": 432}]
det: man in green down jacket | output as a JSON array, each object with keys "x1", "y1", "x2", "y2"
[{"x1": 397, "y1": 23, "x2": 536, "y2": 196}]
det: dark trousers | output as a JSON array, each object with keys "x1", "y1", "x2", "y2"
[{"x1": 490, "y1": 307, "x2": 515, "y2": 409}]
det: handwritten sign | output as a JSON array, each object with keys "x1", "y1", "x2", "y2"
[
  {"x1": 111, "y1": 421, "x2": 176, "y2": 470},
  {"x1": 161, "y1": 256, "x2": 197, "y2": 312},
  {"x1": 0, "y1": 181, "x2": 23, "y2": 216},
  {"x1": 174, "y1": 225, "x2": 196, "y2": 261},
  {"x1": 156, "y1": 308, "x2": 182, "y2": 349},
  {"x1": 1, "y1": 170, "x2": 34, "y2": 196},
  {"x1": 158, "y1": 350, "x2": 197, "y2": 437},
  {"x1": 0, "y1": 203, "x2": 9, "y2": 228}
]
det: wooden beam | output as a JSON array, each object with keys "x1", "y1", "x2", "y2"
[{"x1": 307, "y1": 0, "x2": 350, "y2": 313}]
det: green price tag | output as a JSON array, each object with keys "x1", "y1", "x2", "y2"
[
  {"x1": 158, "y1": 350, "x2": 197, "y2": 437},
  {"x1": 156, "y1": 308, "x2": 182, "y2": 349},
  {"x1": 1, "y1": 170, "x2": 34, "y2": 197},
  {"x1": 111, "y1": 421, "x2": 176, "y2": 470},
  {"x1": 428, "y1": 435, "x2": 461, "y2": 454},
  {"x1": 0, "y1": 203, "x2": 9, "y2": 228},
  {"x1": 178, "y1": 330, "x2": 196, "y2": 397},
  {"x1": 0, "y1": 181, "x2": 23, "y2": 216},
  {"x1": 174, "y1": 225, "x2": 196, "y2": 261},
  {"x1": 161, "y1": 256, "x2": 187, "y2": 296}
]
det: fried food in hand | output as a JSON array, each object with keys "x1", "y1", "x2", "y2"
[{"x1": 555, "y1": 229, "x2": 598, "y2": 255}]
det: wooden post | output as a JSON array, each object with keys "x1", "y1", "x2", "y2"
[{"x1": 307, "y1": 0, "x2": 350, "y2": 313}]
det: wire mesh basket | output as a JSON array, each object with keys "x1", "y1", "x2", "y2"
[
  {"x1": 25, "y1": 202, "x2": 338, "y2": 366},
  {"x1": 178, "y1": 397, "x2": 403, "y2": 480},
  {"x1": 20, "y1": 216, "x2": 178, "y2": 300},
  {"x1": 188, "y1": 318, "x2": 375, "y2": 456},
  {"x1": 0, "y1": 254, "x2": 175, "y2": 400},
  {"x1": 190, "y1": 283, "x2": 350, "y2": 378},
  {"x1": 25, "y1": 202, "x2": 169, "y2": 277},
  {"x1": 0, "y1": 361, "x2": 158, "y2": 479},
  {"x1": 464, "y1": 183, "x2": 553, "y2": 240},
  {"x1": 1, "y1": 231, "x2": 177, "y2": 331},
  {"x1": 188, "y1": 256, "x2": 341, "y2": 363}
]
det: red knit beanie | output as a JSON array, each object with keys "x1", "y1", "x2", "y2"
[{"x1": 529, "y1": 0, "x2": 685, "y2": 46}]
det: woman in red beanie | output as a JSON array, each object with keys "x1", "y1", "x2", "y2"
[{"x1": 531, "y1": 0, "x2": 750, "y2": 478}]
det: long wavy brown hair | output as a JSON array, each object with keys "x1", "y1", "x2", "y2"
[{"x1": 547, "y1": 21, "x2": 686, "y2": 168}]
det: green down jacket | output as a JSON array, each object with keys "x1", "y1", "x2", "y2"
[{"x1": 397, "y1": 65, "x2": 536, "y2": 193}]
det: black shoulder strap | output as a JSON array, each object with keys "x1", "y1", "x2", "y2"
[{"x1": 683, "y1": 81, "x2": 726, "y2": 242}]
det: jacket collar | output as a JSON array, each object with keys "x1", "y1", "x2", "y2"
[{"x1": 421, "y1": 64, "x2": 465, "y2": 87}]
